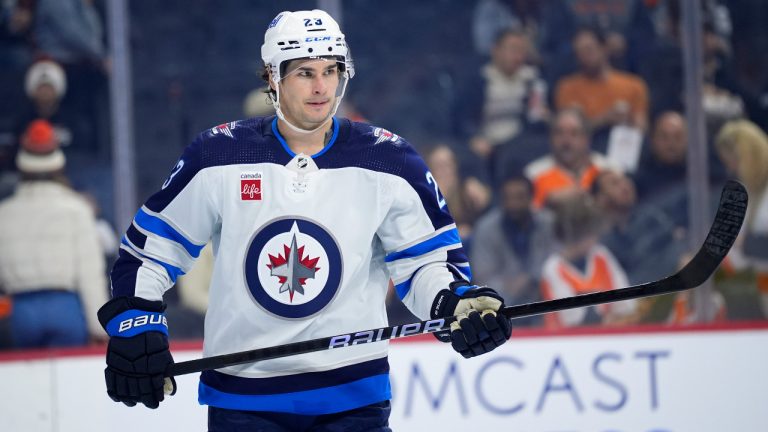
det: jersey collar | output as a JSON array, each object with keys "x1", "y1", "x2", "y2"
[{"x1": 271, "y1": 117, "x2": 340, "y2": 159}]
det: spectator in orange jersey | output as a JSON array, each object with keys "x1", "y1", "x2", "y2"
[
  {"x1": 555, "y1": 26, "x2": 649, "y2": 133},
  {"x1": 540, "y1": 194, "x2": 637, "y2": 329},
  {"x1": 668, "y1": 289, "x2": 726, "y2": 325},
  {"x1": 525, "y1": 108, "x2": 609, "y2": 208}
]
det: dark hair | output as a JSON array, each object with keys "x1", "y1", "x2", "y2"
[
  {"x1": 573, "y1": 25, "x2": 607, "y2": 46},
  {"x1": 493, "y1": 27, "x2": 530, "y2": 48},
  {"x1": 261, "y1": 65, "x2": 276, "y2": 100},
  {"x1": 499, "y1": 166, "x2": 533, "y2": 193}
]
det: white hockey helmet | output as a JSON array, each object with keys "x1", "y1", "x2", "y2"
[
  {"x1": 261, "y1": 10, "x2": 355, "y2": 133},
  {"x1": 261, "y1": 9, "x2": 354, "y2": 82}
]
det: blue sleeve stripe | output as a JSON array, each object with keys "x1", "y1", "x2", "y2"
[
  {"x1": 134, "y1": 208, "x2": 204, "y2": 258},
  {"x1": 121, "y1": 238, "x2": 185, "y2": 283},
  {"x1": 105, "y1": 309, "x2": 168, "y2": 337},
  {"x1": 394, "y1": 278, "x2": 413, "y2": 300},
  {"x1": 385, "y1": 228, "x2": 461, "y2": 263},
  {"x1": 454, "y1": 284, "x2": 479, "y2": 296}
]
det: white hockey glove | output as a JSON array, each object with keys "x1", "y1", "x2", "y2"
[{"x1": 430, "y1": 282, "x2": 512, "y2": 358}]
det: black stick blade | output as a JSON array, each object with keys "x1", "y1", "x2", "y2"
[
  {"x1": 704, "y1": 180, "x2": 748, "y2": 259},
  {"x1": 678, "y1": 180, "x2": 747, "y2": 288}
]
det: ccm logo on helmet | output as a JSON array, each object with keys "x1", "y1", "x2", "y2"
[
  {"x1": 306, "y1": 36, "x2": 332, "y2": 42},
  {"x1": 118, "y1": 314, "x2": 168, "y2": 333}
]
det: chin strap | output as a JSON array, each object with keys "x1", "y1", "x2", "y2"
[
  {"x1": 270, "y1": 75, "x2": 349, "y2": 135},
  {"x1": 274, "y1": 99, "x2": 330, "y2": 134}
]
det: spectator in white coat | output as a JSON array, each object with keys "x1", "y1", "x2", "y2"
[{"x1": 0, "y1": 119, "x2": 107, "y2": 347}]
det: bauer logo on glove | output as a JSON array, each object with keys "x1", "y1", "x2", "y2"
[
  {"x1": 97, "y1": 296, "x2": 177, "y2": 409},
  {"x1": 107, "y1": 311, "x2": 168, "y2": 337}
]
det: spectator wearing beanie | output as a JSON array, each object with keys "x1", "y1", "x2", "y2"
[
  {"x1": 0, "y1": 119, "x2": 108, "y2": 348},
  {"x1": 4, "y1": 60, "x2": 65, "y2": 176},
  {"x1": 12, "y1": 59, "x2": 98, "y2": 165}
]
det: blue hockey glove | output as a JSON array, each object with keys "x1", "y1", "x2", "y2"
[
  {"x1": 97, "y1": 296, "x2": 176, "y2": 409},
  {"x1": 430, "y1": 282, "x2": 512, "y2": 358}
]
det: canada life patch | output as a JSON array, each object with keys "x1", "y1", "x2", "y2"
[
  {"x1": 244, "y1": 218, "x2": 343, "y2": 319},
  {"x1": 241, "y1": 172, "x2": 262, "y2": 200}
]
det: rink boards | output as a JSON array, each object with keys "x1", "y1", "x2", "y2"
[{"x1": 1, "y1": 323, "x2": 767, "y2": 432}]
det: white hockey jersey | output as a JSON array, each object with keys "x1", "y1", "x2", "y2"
[{"x1": 111, "y1": 116, "x2": 471, "y2": 414}]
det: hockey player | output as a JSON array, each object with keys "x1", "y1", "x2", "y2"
[{"x1": 97, "y1": 9, "x2": 512, "y2": 431}]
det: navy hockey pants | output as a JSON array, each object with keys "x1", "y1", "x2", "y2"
[{"x1": 208, "y1": 400, "x2": 392, "y2": 432}]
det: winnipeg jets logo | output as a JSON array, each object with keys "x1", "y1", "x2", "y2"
[
  {"x1": 244, "y1": 218, "x2": 342, "y2": 319},
  {"x1": 267, "y1": 233, "x2": 320, "y2": 302}
]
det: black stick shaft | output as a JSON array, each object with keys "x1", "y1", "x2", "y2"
[
  {"x1": 165, "y1": 180, "x2": 747, "y2": 378},
  {"x1": 164, "y1": 272, "x2": 683, "y2": 377}
]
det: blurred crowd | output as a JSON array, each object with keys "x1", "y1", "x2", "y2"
[
  {"x1": 1, "y1": 0, "x2": 768, "y2": 350},
  {"x1": 389, "y1": 0, "x2": 768, "y2": 329},
  {"x1": 0, "y1": 0, "x2": 116, "y2": 349}
]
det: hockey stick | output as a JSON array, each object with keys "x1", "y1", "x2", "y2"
[{"x1": 165, "y1": 180, "x2": 747, "y2": 377}]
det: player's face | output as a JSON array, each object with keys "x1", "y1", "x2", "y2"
[{"x1": 276, "y1": 58, "x2": 341, "y2": 129}]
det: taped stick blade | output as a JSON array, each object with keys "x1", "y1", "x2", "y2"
[
  {"x1": 678, "y1": 180, "x2": 748, "y2": 288},
  {"x1": 704, "y1": 180, "x2": 748, "y2": 260}
]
